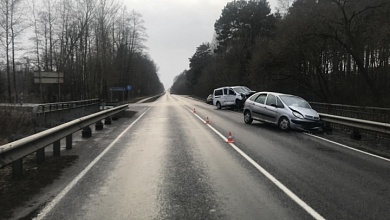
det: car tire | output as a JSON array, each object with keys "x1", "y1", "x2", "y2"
[
  {"x1": 244, "y1": 110, "x2": 253, "y2": 124},
  {"x1": 278, "y1": 117, "x2": 290, "y2": 131},
  {"x1": 216, "y1": 102, "x2": 222, "y2": 109}
]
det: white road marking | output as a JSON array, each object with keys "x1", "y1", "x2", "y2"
[
  {"x1": 33, "y1": 108, "x2": 150, "y2": 220},
  {"x1": 187, "y1": 107, "x2": 326, "y2": 220},
  {"x1": 180, "y1": 94, "x2": 389, "y2": 163},
  {"x1": 304, "y1": 133, "x2": 390, "y2": 162}
]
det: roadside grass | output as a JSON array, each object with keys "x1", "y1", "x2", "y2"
[
  {"x1": 0, "y1": 106, "x2": 34, "y2": 145},
  {"x1": 0, "y1": 155, "x2": 78, "y2": 220}
]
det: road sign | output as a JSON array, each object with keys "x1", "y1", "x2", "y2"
[
  {"x1": 126, "y1": 85, "x2": 132, "y2": 91},
  {"x1": 34, "y1": 78, "x2": 64, "y2": 83},
  {"x1": 34, "y1": 72, "x2": 64, "y2": 84},
  {"x1": 34, "y1": 72, "x2": 64, "y2": 78},
  {"x1": 110, "y1": 87, "x2": 126, "y2": 92}
]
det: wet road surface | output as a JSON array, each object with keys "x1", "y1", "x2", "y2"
[{"x1": 33, "y1": 93, "x2": 390, "y2": 219}]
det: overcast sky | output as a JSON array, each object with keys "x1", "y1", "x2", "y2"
[{"x1": 125, "y1": 0, "x2": 278, "y2": 89}]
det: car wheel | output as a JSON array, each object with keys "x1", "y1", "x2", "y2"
[
  {"x1": 216, "y1": 102, "x2": 222, "y2": 109},
  {"x1": 244, "y1": 110, "x2": 253, "y2": 124},
  {"x1": 278, "y1": 117, "x2": 290, "y2": 131}
]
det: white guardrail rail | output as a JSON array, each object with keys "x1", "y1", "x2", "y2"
[
  {"x1": 0, "y1": 104, "x2": 129, "y2": 175},
  {"x1": 319, "y1": 113, "x2": 390, "y2": 135}
]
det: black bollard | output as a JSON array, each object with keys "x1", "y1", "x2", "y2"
[
  {"x1": 105, "y1": 117, "x2": 112, "y2": 125},
  {"x1": 95, "y1": 121, "x2": 104, "y2": 130},
  {"x1": 350, "y1": 128, "x2": 361, "y2": 140},
  {"x1": 82, "y1": 126, "x2": 92, "y2": 138}
]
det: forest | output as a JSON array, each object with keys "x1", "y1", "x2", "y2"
[
  {"x1": 0, "y1": 0, "x2": 164, "y2": 103},
  {"x1": 171, "y1": 0, "x2": 390, "y2": 107}
]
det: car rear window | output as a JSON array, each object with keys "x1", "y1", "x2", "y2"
[
  {"x1": 255, "y1": 94, "x2": 267, "y2": 104},
  {"x1": 214, "y1": 89, "x2": 223, "y2": 96},
  {"x1": 249, "y1": 94, "x2": 258, "y2": 101}
]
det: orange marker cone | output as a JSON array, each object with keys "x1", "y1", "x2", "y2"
[
  {"x1": 226, "y1": 132, "x2": 235, "y2": 143},
  {"x1": 193, "y1": 108, "x2": 196, "y2": 113},
  {"x1": 205, "y1": 117, "x2": 210, "y2": 124}
]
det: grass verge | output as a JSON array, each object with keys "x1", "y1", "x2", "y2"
[{"x1": 0, "y1": 155, "x2": 78, "y2": 219}]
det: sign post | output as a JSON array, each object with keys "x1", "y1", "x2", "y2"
[
  {"x1": 109, "y1": 87, "x2": 126, "y2": 102},
  {"x1": 126, "y1": 85, "x2": 132, "y2": 101}
]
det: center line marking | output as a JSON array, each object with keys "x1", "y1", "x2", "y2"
[{"x1": 187, "y1": 107, "x2": 325, "y2": 220}]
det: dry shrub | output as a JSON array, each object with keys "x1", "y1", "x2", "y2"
[{"x1": 0, "y1": 106, "x2": 34, "y2": 145}]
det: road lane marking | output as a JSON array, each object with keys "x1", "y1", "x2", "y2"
[
  {"x1": 34, "y1": 108, "x2": 150, "y2": 220},
  {"x1": 187, "y1": 107, "x2": 326, "y2": 220},
  {"x1": 180, "y1": 95, "x2": 390, "y2": 163},
  {"x1": 304, "y1": 133, "x2": 390, "y2": 162}
]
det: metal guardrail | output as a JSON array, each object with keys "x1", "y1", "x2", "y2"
[
  {"x1": 35, "y1": 98, "x2": 100, "y2": 114},
  {"x1": 310, "y1": 102, "x2": 390, "y2": 123},
  {"x1": 310, "y1": 102, "x2": 390, "y2": 139},
  {"x1": 0, "y1": 104, "x2": 128, "y2": 172},
  {"x1": 33, "y1": 99, "x2": 101, "y2": 128},
  {"x1": 319, "y1": 113, "x2": 390, "y2": 135}
]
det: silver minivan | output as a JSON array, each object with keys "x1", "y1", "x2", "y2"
[
  {"x1": 243, "y1": 92, "x2": 322, "y2": 131},
  {"x1": 213, "y1": 86, "x2": 255, "y2": 109}
]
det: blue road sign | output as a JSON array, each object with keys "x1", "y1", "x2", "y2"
[{"x1": 126, "y1": 85, "x2": 132, "y2": 91}]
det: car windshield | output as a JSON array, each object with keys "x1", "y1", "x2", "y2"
[
  {"x1": 241, "y1": 86, "x2": 251, "y2": 91},
  {"x1": 279, "y1": 95, "x2": 311, "y2": 109},
  {"x1": 233, "y1": 87, "x2": 247, "y2": 93}
]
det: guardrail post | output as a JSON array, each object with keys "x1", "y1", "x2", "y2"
[
  {"x1": 82, "y1": 126, "x2": 92, "y2": 138},
  {"x1": 12, "y1": 159, "x2": 23, "y2": 177},
  {"x1": 66, "y1": 134, "x2": 72, "y2": 150},
  {"x1": 323, "y1": 122, "x2": 332, "y2": 134},
  {"x1": 105, "y1": 117, "x2": 112, "y2": 125},
  {"x1": 36, "y1": 148, "x2": 45, "y2": 163},
  {"x1": 350, "y1": 128, "x2": 362, "y2": 140},
  {"x1": 53, "y1": 140, "x2": 61, "y2": 156},
  {"x1": 95, "y1": 120, "x2": 103, "y2": 130},
  {"x1": 112, "y1": 114, "x2": 119, "y2": 121}
]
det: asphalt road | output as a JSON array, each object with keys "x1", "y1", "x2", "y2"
[{"x1": 33, "y1": 93, "x2": 390, "y2": 219}]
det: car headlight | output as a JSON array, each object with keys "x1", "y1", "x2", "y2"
[{"x1": 292, "y1": 111, "x2": 304, "y2": 119}]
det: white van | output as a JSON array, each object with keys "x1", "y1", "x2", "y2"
[{"x1": 213, "y1": 86, "x2": 255, "y2": 109}]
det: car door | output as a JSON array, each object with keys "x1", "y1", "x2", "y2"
[
  {"x1": 221, "y1": 88, "x2": 229, "y2": 105},
  {"x1": 213, "y1": 89, "x2": 223, "y2": 106},
  {"x1": 263, "y1": 94, "x2": 278, "y2": 123},
  {"x1": 251, "y1": 93, "x2": 267, "y2": 120},
  {"x1": 227, "y1": 88, "x2": 236, "y2": 105}
]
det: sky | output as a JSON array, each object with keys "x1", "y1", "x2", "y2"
[{"x1": 125, "y1": 0, "x2": 279, "y2": 89}]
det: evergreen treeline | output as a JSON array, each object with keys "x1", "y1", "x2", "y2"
[
  {"x1": 0, "y1": 0, "x2": 164, "y2": 103},
  {"x1": 171, "y1": 0, "x2": 390, "y2": 107}
]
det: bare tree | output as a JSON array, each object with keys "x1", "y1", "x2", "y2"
[
  {"x1": 41, "y1": 0, "x2": 56, "y2": 72},
  {"x1": 94, "y1": 0, "x2": 120, "y2": 98},
  {"x1": 0, "y1": 0, "x2": 25, "y2": 103},
  {"x1": 0, "y1": 0, "x2": 12, "y2": 102},
  {"x1": 26, "y1": 0, "x2": 43, "y2": 99},
  {"x1": 1, "y1": 0, "x2": 163, "y2": 102}
]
